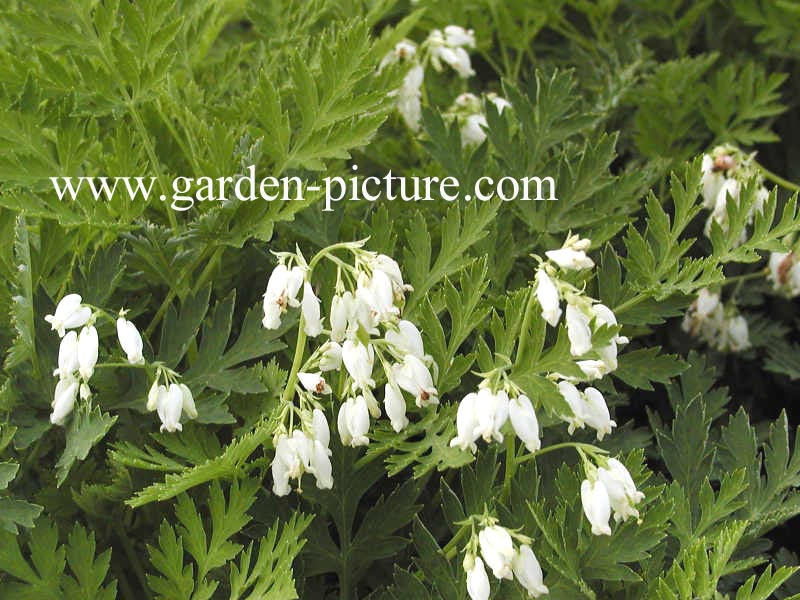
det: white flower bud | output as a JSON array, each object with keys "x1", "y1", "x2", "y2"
[
  {"x1": 55, "y1": 330, "x2": 79, "y2": 378},
  {"x1": 385, "y1": 320, "x2": 427, "y2": 361},
  {"x1": 301, "y1": 282, "x2": 323, "y2": 337},
  {"x1": 311, "y1": 408, "x2": 330, "y2": 449},
  {"x1": 342, "y1": 340, "x2": 375, "y2": 392},
  {"x1": 535, "y1": 269, "x2": 561, "y2": 326},
  {"x1": 319, "y1": 341, "x2": 343, "y2": 372},
  {"x1": 116, "y1": 317, "x2": 145, "y2": 364},
  {"x1": 310, "y1": 439, "x2": 333, "y2": 490},
  {"x1": 179, "y1": 383, "x2": 197, "y2": 420},
  {"x1": 465, "y1": 555, "x2": 490, "y2": 600},
  {"x1": 450, "y1": 392, "x2": 480, "y2": 452},
  {"x1": 566, "y1": 303, "x2": 592, "y2": 357},
  {"x1": 384, "y1": 382, "x2": 409, "y2": 432},
  {"x1": 147, "y1": 381, "x2": 162, "y2": 412},
  {"x1": 51, "y1": 376, "x2": 78, "y2": 425},
  {"x1": 77, "y1": 325, "x2": 98, "y2": 381}
]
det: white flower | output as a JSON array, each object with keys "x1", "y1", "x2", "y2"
[
  {"x1": 566, "y1": 303, "x2": 592, "y2": 356},
  {"x1": 512, "y1": 545, "x2": 549, "y2": 598},
  {"x1": 298, "y1": 371, "x2": 331, "y2": 395},
  {"x1": 371, "y1": 254, "x2": 408, "y2": 297},
  {"x1": 116, "y1": 317, "x2": 144, "y2": 364},
  {"x1": 465, "y1": 555, "x2": 491, "y2": 600},
  {"x1": 450, "y1": 392, "x2": 480, "y2": 452},
  {"x1": 51, "y1": 376, "x2": 78, "y2": 425},
  {"x1": 535, "y1": 269, "x2": 561, "y2": 326},
  {"x1": 474, "y1": 387, "x2": 509, "y2": 443},
  {"x1": 77, "y1": 325, "x2": 98, "y2": 381},
  {"x1": 509, "y1": 394, "x2": 541, "y2": 453},
  {"x1": 461, "y1": 113, "x2": 488, "y2": 147},
  {"x1": 179, "y1": 383, "x2": 198, "y2": 420},
  {"x1": 262, "y1": 264, "x2": 305, "y2": 329},
  {"x1": 319, "y1": 341, "x2": 343, "y2": 372},
  {"x1": 330, "y1": 293, "x2": 353, "y2": 342},
  {"x1": 558, "y1": 380, "x2": 585, "y2": 434},
  {"x1": 271, "y1": 432, "x2": 309, "y2": 496},
  {"x1": 397, "y1": 64, "x2": 424, "y2": 131},
  {"x1": 45, "y1": 293, "x2": 92, "y2": 338},
  {"x1": 701, "y1": 154, "x2": 726, "y2": 210},
  {"x1": 583, "y1": 387, "x2": 616, "y2": 441},
  {"x1": 147, "y1": 382, "x2": 164, "y2": 412},
  {"x1": 444, "y1": 25, "x2": 476, "y2": 48},
  {"x1": 342, "y1": 340, "x2": 375, "y2": 391},
  {"x1": 392, "y1": 354, "x2": 438, "y2": 407},
  {"x1": 310, "y1": 439, "x2": 333, "y2": 489},
  {"x1": 486, "y1": 92, "x2": 512, "y2": 114},
  {"x1": 768, "y1": 252, "x2": 800, "y2": 297},
  {"x1": 385, "y1": 319, "x2": 428, "y2": 361},
  {"x1": 54, "y1": 330, "x2": 79, "y2": 379},
  {"x1": 545, "y1": 234, "x2": 594, "y2": 270},
  {"x1": 384, "y1": 382, "x2": 409, "y2": 432},
  {"x1": 576, "y1": 359, "x2": 609, "y2": 381},
  {"x1": 301, "y1": 282, "x2": 323, "y2": 337},
  {"x1": 591, "y1": 304, "x2": 628, "y2": 371},
  {"x1": 478, "y1": 525, "x2": 515, "y2": 580},
  {"x1": 311, "y1": 408, "x2": 330, "y2": 449},
  {"x1": 581, "y1": 478, "x2": 612, "y2": 536},
  {"x1": 724, "y1": 315, "x2": 751, "y2": 352},
  {"x1": 337, "y1": 395, "x2": 371, "y2": 447},
  {"x1": 379, "y1": 39, "x2": 418, "y2": 71},
  {"x1": 363, "y1": 268, "x2": 398, "y2": 323},
  {"x1": 157, "y1": 383, "x2": 185, "y2": 433},
  {"x1": 597, "y1": 458, "x2": 645, "y2": 523},
  {"x1": 428, "y1": 27, "x2": 475, "y2": 78}
]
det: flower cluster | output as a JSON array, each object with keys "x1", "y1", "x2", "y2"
[
  {"x1": 533, "y1": 234, "x2": 626, "y2": 436},
  {"x1": 450, "y1": 382, "x2": 541, "y2": 454},
  {"x1": 700, "y1": 145, "x2": 769, "y2": 243},
  {"x1": 445, "y1": 92, "x2": 512, "y2": 148},
  {"x1": 681, "y1": 288, "x2": 751, "y2": 352},
  {"x1": 461, "y1": 521, "x2": 548, "y2": 600},
  {"x1": 581, "y1": 458, "x2": 645, "y2": 536},
  {"x1": 45, "y1": 294, "x2": 197, "y2": 431},
  {"x1": 379, "y1": 25, "x2": 512, "y2": 144},
  {"x1": 265, "y1": 242, "x2": 437, "y2": 495},
  {"x1": 768, "y1": 250, "x2": 800, "y2": 297}
]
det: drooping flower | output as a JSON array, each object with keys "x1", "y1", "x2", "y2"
[
  {"x1": 147, "y1": 382, "x2": 164, "y2": 412},
  {"x1": 478, "y1": 525, "x2": 515, "y2": 580},
  {"x1": 450, "y1": 392, "x2": 480, "y2": 452},
  {"x1": 45, "y1": 294, "x2": 92, "y2": 338},
  {"x1": 77, "y1": 325, "x2": 99, "y2": 381},
  {"x1": 384, "y1": 382, "x2": 409, "y2": 432},
  {"x1": 767, "y1": 251, "x2": 800, "y2": 297},
  {"x1": 157, "y1": 383, "x2": 185, "y2": 433},
  {"x1": 465, "y1": 555, "x2": 491, "y2": 600},
  {"x1": 54, "y1": 330, "x2": 79, "y2": 379},
  {"x1": 392, "y1": 354, "x2": 438, "y2": 406},
  {"x1": 385, "y1": 319, "x2": 429, "y2": 362},
  {"x1": 545, "y1": 235, "x2": 594, "y2": 271},
  {"x1": 566, "y1": 302, "x2": 592, "y2": 357},
  {"x1": 461, "y1": 113, "x2": 488, "y2": 147},
  {"x1": 474, "y1": 387, "x2": 509, "y2": 443},
  {"x1": 117, "y1": 317, "x2": 145, "y2": 364},
  {"x1": 508, "y1": 394, "x2": 541, "y2": 453},
  {"x1": 311, "y1": 408, "x2": 330, "y2": 449},
  {"x1": 428, "y1": 26, "x2": 475, "y2": 78},
  {"x1": 319, "y1": 341, "x2": 343, "y2": 372},
  {"x1": 597, "y1": 458, "x2": 645, "y2": 523},
  {"x1": 272, "y1": 430, "x2": 331, "y2": 496},
  {"x1": 301, "y1": 282, "x2": 323, "y2": 337},
  {"x1": 535, "y1": 269, "x2": 561, "y2": 326},
  {"x1": 512, "y1": 545, "x2": 549, "y2": 598},
  {"x1": 262, "y1": 264, "x2": 305, "y2": 329},
  {"x1": 558, "y1": 380, "x2": 586, "y2": 434},
  {"x1": 298, "y1": 371, "x2": 332, "y2": 395},
  {"x1": 337, "y1": 395, "x2": 371, "y2": 447},
  {"x1": 178, "y1": 383, "x2": 198, "y2": 420},
  {"x1": 591, "y1": 304, "x2": 628, "y2": 372},
  {"x1": 582, "y1": 387, "x2": 616, "y2": 441},
  {"x1": 342, "y1": 340, "x2": 375, "y2": 392},
  {"x1": 51, "y1": 376, "x2": 79, "y2": 425},
  {"x1": 581, "y1": 478, "x2": 612, "y2": 536}
]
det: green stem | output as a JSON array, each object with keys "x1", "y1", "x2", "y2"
[
  {"x1": 516, "y1": 441, "x2": 606, "y2": 464},
  {"x1": 721, "y1": 268, "x2": 769, "y2": 287},
  {"x1": 757, "y1": 162, "x2": 800, "y2": 192},
  {"x1": 441, "y1": 525, "x2": 470, "y2": 560}
]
